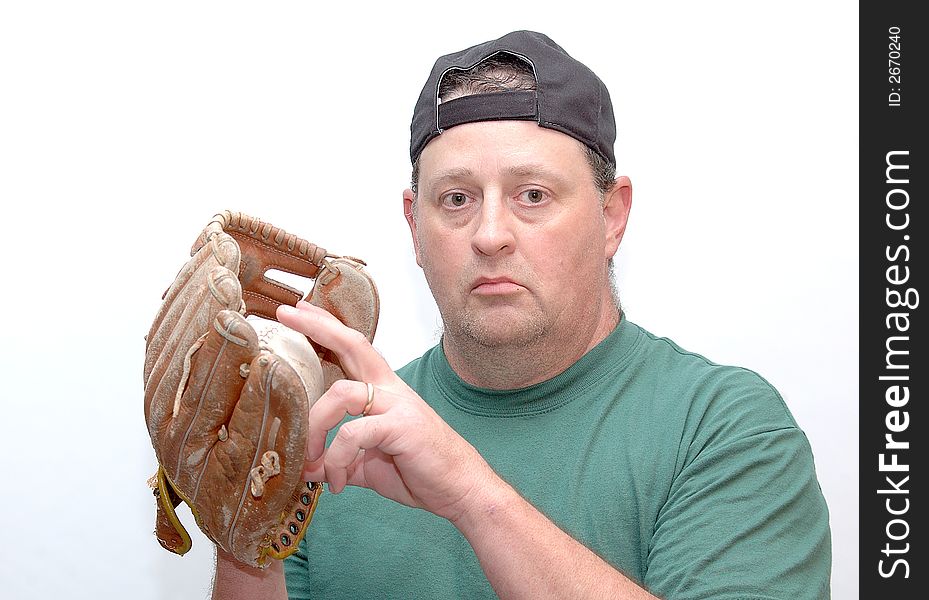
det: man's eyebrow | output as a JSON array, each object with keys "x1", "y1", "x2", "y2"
[
  {"x1": 426, "y1": 167, "x2": 474, "y2": 188},
  {"x1": 504, "y1": 163, "x2": 565, "y2": 181},
  {"x1": 424, "y1": 164, "x2": 569, "y2": 189}
]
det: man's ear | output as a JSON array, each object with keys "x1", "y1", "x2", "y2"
[
  {"x1": 603, "y1": 176, "x2": 632, "y2": 259},
  {"x1": 403, "y1": 189, "x2": 422, "y2": 267}
]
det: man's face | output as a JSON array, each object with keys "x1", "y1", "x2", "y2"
[{"x1": 405, "y1": 120, "x2": 628, "y2": 350}]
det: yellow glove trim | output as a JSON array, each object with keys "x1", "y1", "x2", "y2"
[{"x1": 156, "y1": 466, "x2": 193, "y2": 556}]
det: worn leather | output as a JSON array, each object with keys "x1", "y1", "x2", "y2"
[{"x1": 143, "y1": 211, "x2": 378, "y2": 567}]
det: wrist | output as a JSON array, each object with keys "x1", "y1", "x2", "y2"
[
  {"x1": 213, "y1": 547, "x2": 285, "y2": 598},
  {"x1": 448, "y1": 466, "x2": 521, "y2": 537}
]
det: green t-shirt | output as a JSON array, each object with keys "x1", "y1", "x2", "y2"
[{"x1": 285, "y1": 318, "x2": 831, "y2": 599}]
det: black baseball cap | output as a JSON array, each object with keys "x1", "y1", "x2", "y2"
[{"x1": 410, "y1": 30, "x2": 616, "y2": 165}]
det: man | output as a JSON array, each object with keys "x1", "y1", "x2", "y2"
[{"x1": 213, "y1": 30, "x2": 831, "y2": 599}]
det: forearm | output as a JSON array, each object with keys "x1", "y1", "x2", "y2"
[
  {"x1": 211, "y1": 548, "x2": 288, "y2": 600},
  {"x1": 453, "y1": 477, "x2": 659, "y2": 600}
]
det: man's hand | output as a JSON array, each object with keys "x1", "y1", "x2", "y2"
[
  {"x1": 277, "y1": 301, "x2": 658, "y2": 599},
  {"x1": 276, "y1": 301, "x2": 496, "y2": 524}
]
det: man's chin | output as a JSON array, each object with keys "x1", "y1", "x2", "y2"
[{"x1": 450, "y1": 310, "x2": 547, "y2": 349}]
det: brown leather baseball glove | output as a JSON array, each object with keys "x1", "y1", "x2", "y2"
[{"x1": 143, "y1": 210, "x2": 378, "y2": 568}]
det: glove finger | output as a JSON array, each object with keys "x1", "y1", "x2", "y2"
[
  {"x1": 160, "y1": 310, "x2": 260, "y2": 491},
  {"x1": 145, "y1": 231, "x2": 241, "y2": 381},
  {"x1": 306, "y1": 257, "x2": 379, "y2": 388},
  {"x1": 145, "y1": 261, "x2": 244, "y2": 440},
  {"x1": 194, "y1": 350, "x2": 310, "y2": 566}
]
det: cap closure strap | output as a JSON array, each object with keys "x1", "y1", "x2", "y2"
[{"x1": 437, "y1": 90, "x2": 538, "y2": 132}]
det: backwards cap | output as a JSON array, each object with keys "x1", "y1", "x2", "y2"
[{"x1": 410, "y1": 30, "x2": 616, "y2": 165}]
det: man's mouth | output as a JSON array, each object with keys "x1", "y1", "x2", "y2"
[{"x1": 471, "y1": 277, "x2": 523, "y2": 295}]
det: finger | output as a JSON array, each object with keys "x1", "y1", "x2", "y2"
[
  {"x1": 323, "y1": 415, "x2": 391, "y2": 494},
  {"x1": 301, "y1": 452, "x2": 366, "y2": 491},
  {"x1": 276, "y1": 302, "x2": 394, "y2": 385},
  {"x1": 304, "y1": 379, "x2": 378, "y2": 461},
  {"x1": 303, "y1": 447, "x2": 419, "y2": 509}
]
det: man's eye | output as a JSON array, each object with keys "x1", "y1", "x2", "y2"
[
  {"x1": 520, "y1": 189, "x2": 546, "y2": 204},
  {"x1": 443, "y1": 193, "x2": 469, "y2": 207}
]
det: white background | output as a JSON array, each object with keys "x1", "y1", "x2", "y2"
[{"x1": 0, "y1": 2, "x2": 857, "y2": 598}]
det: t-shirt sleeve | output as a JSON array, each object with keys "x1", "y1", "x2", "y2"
[{"x1": 643, "y1": 372, "x2": 832, "y2": 600}]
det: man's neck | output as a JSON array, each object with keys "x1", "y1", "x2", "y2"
[{"x1": 442, "y1": 302, "x2": 620, "y2": 390}]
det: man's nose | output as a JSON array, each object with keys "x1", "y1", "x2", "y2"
[{"x1": 471, "y1": 195, "x2": 516, "y2": 257}]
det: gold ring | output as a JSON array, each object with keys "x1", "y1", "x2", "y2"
[{"x1": 361, "y1": 382, "x2": 376, "y2": 417}]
